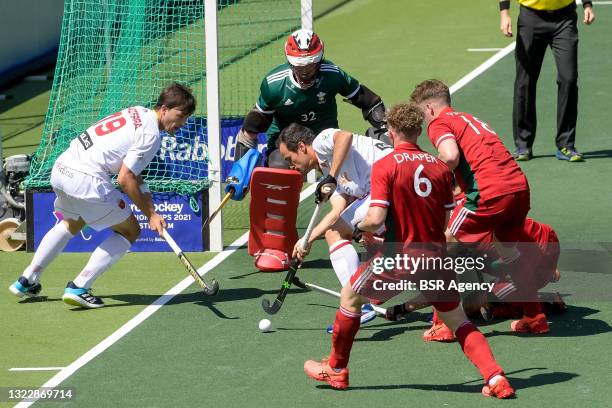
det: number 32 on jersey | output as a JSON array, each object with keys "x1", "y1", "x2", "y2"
[{"x1": 300, "y1": 111, "x2": 316, "y2": 122}]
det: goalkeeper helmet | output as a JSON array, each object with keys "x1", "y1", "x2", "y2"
[{"x1": 285, "y1": 29, "x2": 324, "y2": 89}]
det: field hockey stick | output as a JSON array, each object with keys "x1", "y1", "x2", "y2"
[
  {"x1": 201, "y1": 188, "x2": 234, "y2": 232},
  {"x1": 292, "y1": 277, "x2": 387, "y2": 315},
  {"x1": 261, "y1": 202, "x2": 323, "y2": 315},
  {"x1": 201, "y1": 147, "x2": 262, "y2": 232},
  {"x1": 162, "y1": 229, "x2": 219, "y2": 295}
]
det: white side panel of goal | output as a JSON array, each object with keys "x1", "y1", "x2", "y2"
[
  {"x1": 205, "y1": 0, "x2": 223, "y2": 252},
  {"x1": 301, "y1": 0, "x2": 317, "y2": 183}
]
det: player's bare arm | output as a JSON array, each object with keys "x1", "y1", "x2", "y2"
[
  {"x1": 499, "y1": 1, "x2": 512, "y2": 37},
  {"x1": 314, "y1": 130, "x2": 353, "y2": 203},
  {"x1": 117, "y1": 164, "x2": 166, "y2": 235},
  {"x1": 436, "y1": 138, "x2": 460, "y2": 170},
  {"x1": 293, "y1": 193, "x2": 348, "y2": 261},
  {"x1": 583, "y1": 3, "x2": 595, "y2": 25},
  {"x1": 357, "y1": 206, "x2": 386, "y2": 233},
  {"x1": 328, "y1": 130, "x2": 353, "y2": 178}
]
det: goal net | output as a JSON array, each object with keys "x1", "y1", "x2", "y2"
[
  {"x1": 24, "y1": 0, "x2": 349, "y2": 244},
  {"x1": 24, "y1": 0, "x2": 307, "y2": 195}
]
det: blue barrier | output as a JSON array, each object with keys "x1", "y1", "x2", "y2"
[{"x1": 31, "y1": 192, "x2": 204, "y2": 252}]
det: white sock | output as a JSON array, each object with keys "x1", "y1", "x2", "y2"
[
  {"x1": 73, "y1": 232, "x2": 131, "y2": 289},
  {"x1": 23, "y1": 222, "x2": 74, "y2": 283},
  {"x1": 329, "y1": 240, "x2": 359, "y2": 287},
  {"x1": 489, "y1": 374, "x2": 504, "y2": 386}
]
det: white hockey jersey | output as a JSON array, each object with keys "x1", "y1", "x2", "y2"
[
  {"x1": 57, "y1": 106, "x2": 160, "y2": 183},
  {"x1": 312, "y1": 128, "x2": 393, "y2": 198}
]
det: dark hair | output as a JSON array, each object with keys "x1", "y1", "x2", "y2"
[
  {"x1": 385, "y1": 103, "x2": 424, "y2": 140},
  {"x1": 155, "y1": 82, "x2": 196, "y2": 115},
  {"x1": 278, "y1": 123, "x2": 317, "y2": 151},
  {"x1": 410, "y1": 79, "x2": 451, "y2": 106}
]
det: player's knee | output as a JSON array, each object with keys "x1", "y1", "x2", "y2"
[
  {"x1": 113, "y1": 215, "x2": 140, "y2": 243},
  {"x1": 131, "y1": 224, "x2": 142, "y2": 241},
  {"x1": 324, "y1": 228, "x2": 343, "y2": 245},
  {"x1": 340, "y1": 284, "x2": 363, "y2": 311},
  {"x1": 325, "y1": 220, "x2": 352, "y2": 245},
  {"x1": 129, "y1": 222, "x2": 142, "y2": 242},
  {"x1": 119, "y1": 228, "x2": 139, "y2": 243},
  {"x1": 63, "y1": 218, "x2": 85, "y2": 235}
]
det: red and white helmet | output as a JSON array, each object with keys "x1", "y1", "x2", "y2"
[{"x1": 284, "y1": 29, "x2": 324, "y2": 66}]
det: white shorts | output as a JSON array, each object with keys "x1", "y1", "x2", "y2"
[
  {"x1": 50, "y1": 163, "x2": 131, "y2": 231},
  {"x1": 339, "y1": 194, "x2": 385, "y2": 235}
]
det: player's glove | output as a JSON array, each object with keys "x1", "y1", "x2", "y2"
[
  {"x1": 365, "y1": 100, "x2": 386, "y2": 129},
  {"x1": 352, "y1": 225, "x2": 365, "y2": 243},
  {"x1": 234, "y1": 128, "x2": 257, "y2": 162},
  {"x1": 315, "y1": 174, "x2": 337, "y2": 203},
  {"x1": 365, "y1": 126, "x2": 391, "y2": 145},
  {"x1": 356, "y1": 229, "x2": 385, "y2": 258}
]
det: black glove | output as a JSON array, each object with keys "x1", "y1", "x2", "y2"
[
  {"x1": 234, "y1": 141, "x2": 251, "y2": 162},
  {"x1": 365, "y1": 126, "x2": 391, "y2": 145},
  {"x1": 315, "y1": 174, "x2": 337, "y2": 203},
  {"x1": 365, "y1": 100, "x2": 386, "y2": 129},
  {"x1": 234, "y1": 128, "x2": 257, "y2": 162},
  {"x1": 352, "y1": 225, "x2": 365, "y2": 243}
]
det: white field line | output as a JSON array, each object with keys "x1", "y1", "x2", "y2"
[
  {"x1": 467, "y1": 48, "x2": 503, "y2": 52},
  {"x1": 592, "y1": 1, "x2": 612, "y2": 4},
  {"x1": 14, "y1": 183, "x2": 317, "y2": 408},
  {"x1": 15, "y1": 41, "x2": 516, "y2": 405},
  {"x1": 450, "y1": 42, "x2": 516, "y2": 95},
  {"x1": 9, "y1": 367, "x2": 64, "y2": 372}
]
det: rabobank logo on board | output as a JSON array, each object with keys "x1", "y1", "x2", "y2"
[
  {"x1": 153, "y1": 117, "x2": 266, "y2": 180},
  {"x1": 158, "y1": 135, "x2": 209, "y2": 161}
]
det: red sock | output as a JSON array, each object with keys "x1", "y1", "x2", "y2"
[
  {"x1": 506, "y1": 249, "x2": 542, "y2": 318},
  {"x1": 522, "y1": 301, "x2": 543, "y2": 318},
  {"x1": 329, "y1": 307, "x2": 360, "y2": 369},
  {"x1": 455, "y1": 321, "x2": 504, "y2": 383},
  {"x1": 432, "y1": 308, "x2": 441, "y2": 325}
]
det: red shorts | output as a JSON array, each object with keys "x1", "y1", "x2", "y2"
[
  {"x1": 448, "y1": 190, "x2": 530, "y2": 243},
  {"x1": 350, "y1": 246, "x2": 460, "y2": 312}
]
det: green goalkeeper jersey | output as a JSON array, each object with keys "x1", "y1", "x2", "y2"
[{"x1": 255, "y1": 59, "x2": 360, "y2": 151}]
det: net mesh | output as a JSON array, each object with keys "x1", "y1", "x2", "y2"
[
  {"x1": 24, "y1": 0, "x2": 350, "y2": 237},
  {"x1": 25, "y1": 0, "x2": 347, "y2": 195}
]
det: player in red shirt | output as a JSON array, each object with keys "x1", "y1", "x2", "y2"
[
  {"x1": 397, "y1": 216, "x2": 562, "y2": 341},
  {"x1": 303, "y1": 103, "x2": 514, "y2": 399},
  {"x1": 486, "y1": 218, "x2": 560, "y2": 304},
  {"x1": 411, "y1": 79, "x2": 547, "y2": 335}
]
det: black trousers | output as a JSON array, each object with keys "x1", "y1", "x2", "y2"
[{"x1": 513, "y1": 3, "x2": 579, "y2": 151}]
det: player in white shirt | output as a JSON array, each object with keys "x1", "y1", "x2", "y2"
[
  {"x1": 278, "y1": 123, "x2": 393, "y2": 325},
  {"x1": 9, "y1": 83, "x2": 196, "y2": 309}
]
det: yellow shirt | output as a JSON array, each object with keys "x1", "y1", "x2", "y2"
[{"x1": 518, "y1": 0, "x2": 574, "y2": 11}]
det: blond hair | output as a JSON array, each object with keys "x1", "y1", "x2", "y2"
[{"x1": 385, "y1": 103, "x2": 424, "y2": 140}]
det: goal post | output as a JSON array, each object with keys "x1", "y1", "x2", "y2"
[
  {"x1": 205, "y1": 0, "x2": 223, "y2": 251},
  {"x1": 24, "y1": 0, "x2": 347, "y2": 252}
]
